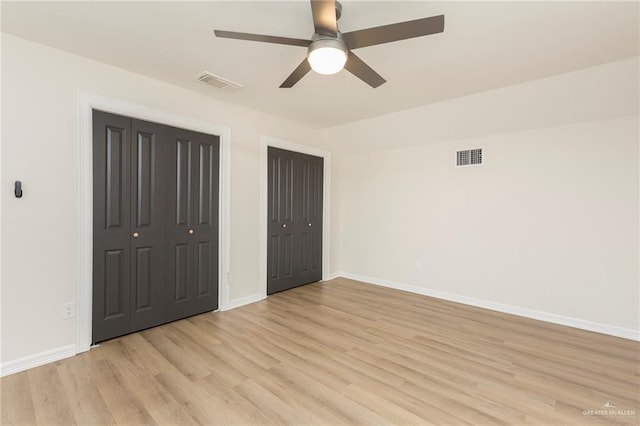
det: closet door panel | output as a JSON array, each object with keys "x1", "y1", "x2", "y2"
[
  {"x1": 129, "y1": 120, "x2": 166, "y2": 332},
  {"x1": 297, "y1": 153, "x2": 323, "y2": 285},
  {"x1": 191, "y1": 133, "x2": 219, "y2": 313},
  {"x1": 267, "y1": 148, "x2": 298, "y2": 294},
  {"x1": 165, "y1": 134, "x2": 193, "y2": 321},
  {"x1": 165, "y1": 127, "x2": 219, "y2": 321},
  {"x1": 92, "y1": 110, "x2": 132, "y2": 343}
]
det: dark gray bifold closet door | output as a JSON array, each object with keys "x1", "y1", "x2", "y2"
[
  {"x1": 297, "y1": 151, "x2": 323, "y2": 285},
  {"x1": 164, "y1": 127, "x2": 220, "y2": 322},
  {"x1": 129, "y1": 119, "x2": 167, "y2": 333},
  {"x1": 93, "y1": 111, "x2": 133, "y2": 341},
  {"x1": 267, "y1": 147, "x2": 323, "y2": 294},
  {"x1": 93, "y1": 110, "x2": 219, "y2": 343}
]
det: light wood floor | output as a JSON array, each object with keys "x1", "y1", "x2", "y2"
[{"x1": 2, "y1": 278, "x2": 639, "y2": 425}]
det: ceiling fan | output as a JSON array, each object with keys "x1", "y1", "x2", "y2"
[{"x1": 214, "y1": 0, "x2": 444, "y2": 88}]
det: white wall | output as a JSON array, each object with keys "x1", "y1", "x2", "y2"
[
  {"x1": 324, "y1": 58, "x2": 639, "y2": 337},
  {"x1": 0, "y1": 34, "x2": 327, "y2": 367}
]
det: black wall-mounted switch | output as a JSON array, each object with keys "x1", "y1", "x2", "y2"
[{"x1": 14, "y1": 181, "x2": 22, "y2": 198}]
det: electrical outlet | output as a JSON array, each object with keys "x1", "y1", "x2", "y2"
[{"x1": 62, "y1": 302, "x2": 75, "y2": 319}]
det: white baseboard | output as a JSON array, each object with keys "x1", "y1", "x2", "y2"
[
  {"x1": 338, "y1": 272, "x2": 640, "y2": 342},
  {"x1": 0, "y1": 344, "x2": 76, "y2": 377},
  {"x1": 222, "y1": 293, "x2": 266, "y2": 311}
]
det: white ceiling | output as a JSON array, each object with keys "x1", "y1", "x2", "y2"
[{"x1": 2, "y1": 1, "x2": 638, "y2": 128}]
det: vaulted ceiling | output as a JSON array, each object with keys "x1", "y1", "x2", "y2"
[{"x1": 2, "y1": 1, "x2": 638, "y2": 128}]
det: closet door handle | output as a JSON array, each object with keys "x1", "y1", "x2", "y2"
[
  {"x1": 188, "y1": 229, "x2": 194, "y2": 235},
  {"x1": 282, "y1": 224, "x2": 287, "y2": 228},
  {"x1": 132, "y1": 232, "x2": 140, "y2": 238}
]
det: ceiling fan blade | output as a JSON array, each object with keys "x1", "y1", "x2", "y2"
[
  {"x1": 310, "y1": 0, "x2": 337, "y2": 37},
  {"x1": 344, "y1": 51, "x2": 386, "y2": 88},
  {"x1": 214, "y1": 30, "x2": 310, "y2": 47},
  {"x1": 342, "y1": 15, "x2": 444, "y2": 50},
  {"x1": 280, "y1": 59, "x2": 312, "y2": 88}
]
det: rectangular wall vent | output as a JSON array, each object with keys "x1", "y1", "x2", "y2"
[
  {"x1": 456, "y1": 148, "x2": 483, "y2": 167},
  {"x1": 193, "y1": 71, "x2": 243, "y2": 90}
]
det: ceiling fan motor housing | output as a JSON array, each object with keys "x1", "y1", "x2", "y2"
[{"x1": 309, "y1": 32, "x2": 347, "y2": 54}]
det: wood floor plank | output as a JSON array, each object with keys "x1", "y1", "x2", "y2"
[
  {"x1": 88, "y1": 357, "x2": 157, "y2": 425},
  {"x1": 248, "y1": 367, "x2": 344, "y2": 425},
  {"x1": 1, "y1": 370, "x2": 37, "y2": 425},
  {"x1": 99, "y1": 344, "x2": 198, "y2": 425},
  {"x1": 27, "y1": 363, "x2": 78, "y2": 425},
  {"x1": 268, "y1": 363, "x2": 391, "y2": 425},
  {"x1": 2, "y1": 277, "x2": 638, "y2": 425},
  {"x1": 55, "y1": 355, "x2": 117, "y2": 425},
  {"x1": 233, "y1": 379, "x2": 310, "y2": 425}
]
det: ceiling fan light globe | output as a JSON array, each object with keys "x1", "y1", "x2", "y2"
[
  {"x1": 308, "y1": 47, "x2": 347, "y2": 74},
  {"x1": 307, "y1": 36, "x2": 348, "y2": 75}
]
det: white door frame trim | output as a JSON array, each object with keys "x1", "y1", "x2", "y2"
[
  {"x1": 259, "y1": 136, "x2": 331, "y2": 299},
  {"x1": 76, "y1": 92, "x2": 231, "y2": 353}
]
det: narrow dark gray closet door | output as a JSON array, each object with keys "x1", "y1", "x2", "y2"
[
  {"x1": 190, "y1": 132, "x2": 219, "y2": 314},
  {"x1": 267, "y1": 148, "x2": 297, "y2": 294},
  {"x1": 129, "y1": 119, "x2": 167, "y2": 332},
  {"x1": 297, "y1": 153, "x2": 323, "y2": 285},
  {"x1": 93, "y1": 110, "x2": 132, "y2": 343},
  {"x1": 164, "y1": 126, "x2": 219, "y2": 321}
]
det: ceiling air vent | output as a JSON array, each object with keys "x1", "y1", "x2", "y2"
[
  {"x1": 193, "y1": 71, "x2": 243, "y2": 90},
  {"x1": 456, "y1": 148, "x2": 483, "y2": 167}
]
